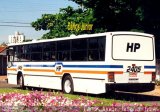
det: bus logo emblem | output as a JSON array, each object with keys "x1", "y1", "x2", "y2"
[
  {"x1": 56, "y1": 65, "x2": 62, "y2": 72},
  {"x1": 55, "y1": 63, "x2": 63, "y2": 75}
]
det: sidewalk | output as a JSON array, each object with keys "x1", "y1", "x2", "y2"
[{"x1": 0, "y1": 75, "x2": 7, "y2": 81}]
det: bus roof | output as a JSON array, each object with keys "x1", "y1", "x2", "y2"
[{"x1": 7, "y1": 31, "x2": 154, "y2": 46}]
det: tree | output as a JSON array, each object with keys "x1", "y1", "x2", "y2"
[
  {"x1": 32, "y1": 6, "x2": 95, "y2": 39},
  {"x1": 139, "y1": 0, "x2": 160, "y2": 58},
  {"x1": 70, "y1": 0, "x2": 143, "y2": 31},
  {"x1": 140, "y1": 0, "x2": 160, "y2": 37},
  {"x1": 70, "y1": 0, "x2": 160, "y2": 58},
  {"x1": 32, "y1": 0, "x2": 144, "y2": 38},
  {"x1": 0, "y1": 42, "x2": 7, "y2": 47},
  {"x1": 32, "y1": 0, "x2": 160, "y2": 58}
]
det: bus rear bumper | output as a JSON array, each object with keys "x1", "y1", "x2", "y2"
[{"x1": 106, "y1": 83, "x2": 155, "y2": 92}]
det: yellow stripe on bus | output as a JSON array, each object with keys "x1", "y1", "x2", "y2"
[
  {"x1": 23, "y1": 69, "x2": 54, "y2": 72},
  {"x1": 23, "y1": 68, "x2": 123, "y2": 75},
  {"x1": 7, "y1": 68, "x2": 17, "y2": 71},
  {"x1": 7, "y1": 68, "x2": 123, "y2": 75}
]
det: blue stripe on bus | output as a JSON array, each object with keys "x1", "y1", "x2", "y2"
[
  {"x1": 23, "y1": 64, "x2": 123, "y2": 68},
  {"x1": 63, "y1": 65, "x2": 123, "y2": 68},
  {"x1": 24, "y1": 65, "x2": 54, "y2": 67},
  {"x1": 144, "y1": 66, "x2": 156, "y2": 69}
]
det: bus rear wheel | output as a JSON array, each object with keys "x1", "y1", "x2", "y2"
[
  {"x1": 62, "y1": 76, "x2": 74, "y2": 94},
  {"x1": 17, "y1": 75, "x2": 25, "y2": 90}
]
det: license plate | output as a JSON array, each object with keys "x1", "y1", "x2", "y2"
[{"x1": 128, "y1": 78, "x2": 138, "y2": 83}]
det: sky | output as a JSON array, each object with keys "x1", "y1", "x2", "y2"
[{"x1": 0, "y1": 0, "x2": 78, "y2": 43}]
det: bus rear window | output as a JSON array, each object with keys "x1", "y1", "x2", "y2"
[{"x1": 112, "y1": 34, "x2": 154, "y2": 61}]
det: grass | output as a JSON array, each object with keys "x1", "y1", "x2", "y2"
[
  {"x1": 0, "y1": 88, "x2": 29, "y2": 94},
  {"x1": 63, "y1": 93, "x2": 128, "y2": 106}
]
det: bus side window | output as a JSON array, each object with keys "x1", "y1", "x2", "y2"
[
  {"x1": 7, "y1": 48, "x2": 15, "y2": 62},
  {"x1": 51, "y1": 55, "x2": 55, "y2": 60},
  {"x1": 88, "y1": 50, "x2": 99, "y2": 61},
  {"x1": 88, "y1": 52, "x2": 93, "y2": 61},
  {"x1": 51, "y1": 53, "x2": 56, "y2": 60},
  {"x1": 63, "y1": 51, "x2": 69, "y2": 61},
  {"x1": 43, "y1": 52, "x2": 50, "y2": 61}
]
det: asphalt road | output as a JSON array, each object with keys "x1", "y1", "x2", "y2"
[{"x1": 0, "y1": 80, "x2": 18, "y2": 88}]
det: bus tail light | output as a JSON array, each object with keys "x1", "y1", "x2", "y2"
[
  {"x1": 152, "y1": 72, "x2": 156, "y2": 81},
  {"x1": 108, "y1": 72, "x2": 115, "y2": 82}
]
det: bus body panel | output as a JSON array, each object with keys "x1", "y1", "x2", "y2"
[
  {"x1": 108, "y1": 33, "x2": 155, "y2": 84},
  {"x1": 104, "y1": 32, "x2": 155, "y2": 92},
  {"x1": 7, "y1": 61, "x2": 108, "y2": 94},
  {"x1": 7, "y1": 32, "x2": 156, "y2": 94}
]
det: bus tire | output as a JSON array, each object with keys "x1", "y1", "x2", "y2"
[
  {"x1": 105, "y1": 85, "x2": 115, "y2": 96},
  {"x1": 17, "y1": 75, "x2": 25, "y2": 90},
  {"x1": 62, "y1": 75, "x2": 74, "y2": 94}
]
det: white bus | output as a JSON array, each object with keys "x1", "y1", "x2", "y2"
[{"x1": 7, "y1": 32, "x2": 156, "y2": 94}]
